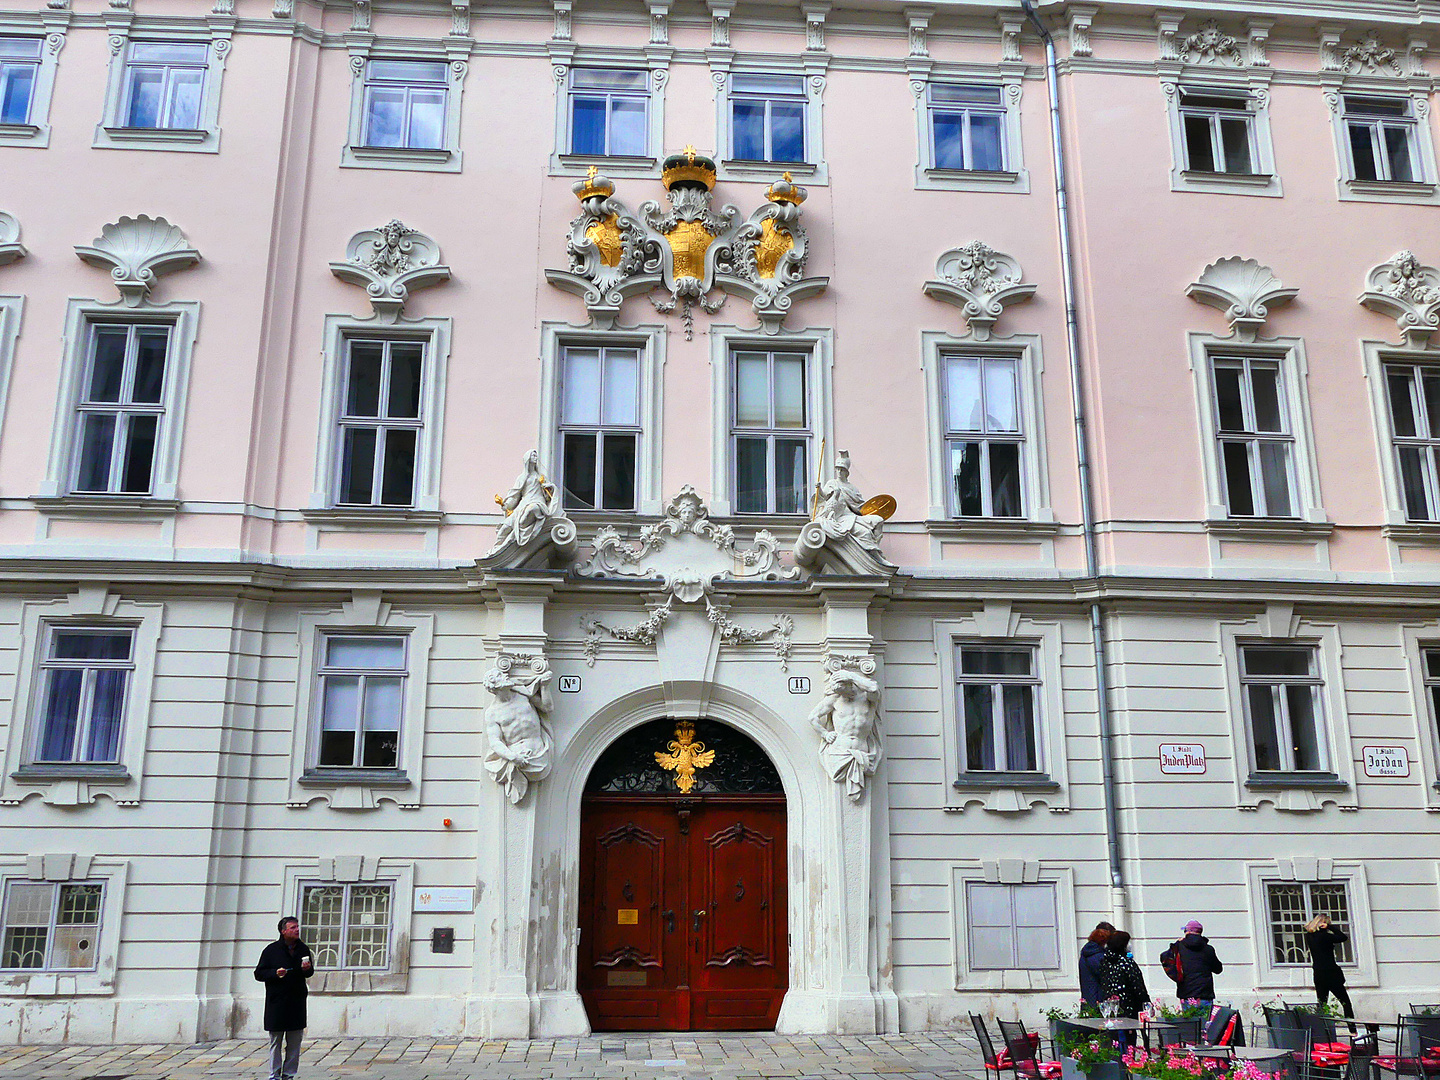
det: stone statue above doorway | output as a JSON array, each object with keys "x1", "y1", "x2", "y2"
[
  {"x1": 807, "y1": 655, "x2": 883, "y2": 803},
  {"x1": 482, "y1": 653, "x2": 556, "y2": 805}
]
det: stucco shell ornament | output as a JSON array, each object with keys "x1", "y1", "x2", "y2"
[
  {"x1": 0, "y1": 211, "x2": 26, "y2": 267},
  {"x1": 1186, "y1": 257, "x2": 1298, "y2": 342},
  {"x1": 1361, "y1": 251, "x2": 1440, "y2": 347},
  {"x1": 923, "y1": 242, "x2": 1036, "y2": 341},
  {"x1": 74, "y1": 215, "x2": 200, "y2": 307},
  {"x1": 329, "y1": 220, "x2": 451, "y2": 324}
]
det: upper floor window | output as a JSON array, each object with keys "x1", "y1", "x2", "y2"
[
  {"x1": 1424, "y1": 647, "x2": 1440, "y2": 760},
  {"x1": 1240, "y1": 644, "x2": 1327, "y2": 774},
  {"x1": 1344, "y1": 95, "x2": 1418, "y2": 184},
  {"x1": 1384, "y1": 363, "x2": 1440, "y2": 521},
  {"x1": 1212, "y1": 355, "x2": 1295, "y2": 518},
  {"x1": 956, "y1": 645, "x2": 1041, "y2": 774},
  {"x1": 336, "y1": 339, "x2": 424, "y2": 508},
  {"x1": 1265, "y1": 881, "x2": 1353, "y2": 966},
  {"x1": 1, "y1": 881, "x2": 103, "y2": 971},
  {"x1": 928, "y1": 84, "x2": 1005, "y2": 172},
  {"x1": 1180, "y1": 89, "x2": 1255, "y2": 174},
  {"x1": 558, "y1": 346, "x2": 639, "y2": 512},
  {"x1": 0, "y1": 36, "x2": 40, "y2": 126},
  {"x1": 568, "y1": 68, "x2": 647, "y2": 157},
  {"x1": 73, "y1": 324, "x2": 170, "y2": 496},
  {"x1": 315, "y1": 635, "x2": 406, "y2": 771},
  {"x1": 362, "y1": 59, "x2": 446, "y2": 150},
  {"x1": 943, "y1": 354, "x2": 1023, "y2": 518},
  {"x1": 300, "y1": 882, "x2": 391, "y2": 969},
  {"x1": 730, "y1": 73, "x2": 806, "y2": 164},
  {"x1": 732, "y1": 349, "x2": 809, "y2": 514},
  {"x1": 966, "y1": 882, "x2": 1059, "y2": 970},
  {"x1": 35, "y1": 628, "x2": 134, "y2": 765},
  {"x1": 122, "y1": 42, "x2": 207, "y2": 130}
]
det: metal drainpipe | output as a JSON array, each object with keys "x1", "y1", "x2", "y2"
[{"x1": 1019, "y1": 0, "x2": 1126, "y2": 910}]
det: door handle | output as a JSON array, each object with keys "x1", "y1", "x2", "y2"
[
  {"x1": 664, "y1": 910, "x2": 675, "y2": 933},
  {"x1": 692, "y1": 909, "x2": 707, "y2": 932}
]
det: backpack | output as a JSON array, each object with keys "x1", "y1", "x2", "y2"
[{"x1": 1160, "y1": 940, "x2": 1185, "y2": 984}]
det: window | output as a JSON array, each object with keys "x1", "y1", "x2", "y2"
[
  {"x1": 956, "y1": 646, "x2": 1040, "y2": 774},
  {"x1": 731, "y1": 350, "x2": 809, "y2": 514},
  {"x1": 300, "y1": 883, "x2": 392, "y2": 969},
  {"x1": 315, "y1": 635, "x2": 406, "y2": 771},
  {"x1": 336, "y1": 339, "x2": 424, "y2": 508},
  {"x1": 1265, "y1": 881, "x2": 1353, "y2": 966},
  {"x1": 361, "y1": 60, "x2": 446, "y2": 150},
  {"x1": 943, "y1": 354, "x2": 1023, "y2": 518},
  {"x1": 1385, "y1": 363, "x2": 1440, "y2": 521},
  {"x1": 71, "y1": 324, "x2": 170, "y2": 495},
  {"x1": 928, "y1": 84, "x2": 1005, "y2": 172},
  {"x1": 0, "y1": 36, "x2": 40, "y2": 126},
  {"x1": 967, "y1": 882, "x2": 1059, "y2": 970},
  {"x1": 1240, "y1": 645, "x2": 1328, "y2": 774},
  {"x1": 121, "y1": 42, "x2": 207, "y2": 130},
  {"x1": 1180, "y1": 89, "x2": 1256, "y2": 174},
  {"x1": 1425, "y1": 648, "x2": 1440, "y2": 752},
  {"x1": 568, "y1": 68, "x2": 648, "y2": 157},
  {"x1": 1, "y1": 881, "x2": 103, "y2": 971},
  {"x1": 34, "y1": 628, "x2": 134, "y2": 765},
  {"x1": 1345, "y1": 95, "x2": 1418, "y2": 183},
  {"x1": 730, "y1": 73, "x2": 806, "y2": 164},
  {"x1": 558, "y1": 346, "x2": 638, "y2": 512},
  {"x1": 1212, "y1": 356, "x2": 1296, "y2": 518}
]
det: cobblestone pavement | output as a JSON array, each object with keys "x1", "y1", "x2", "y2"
[{"x1": 0, "y1": 1032, "x2": 985, "y2": 1080}]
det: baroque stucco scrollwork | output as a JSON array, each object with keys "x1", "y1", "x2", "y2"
[
  {"x1": 1186, "y1": 257, "x2": 1298, "y2": 342},
  {"x1": 482, "y1": 653, "x2": 555, "y2": 805},
  {"x1": 808, "y1": 653, "x2": 882, "y2": 802},
  {"x1": 329, "y1": 220, "x2": 451, "y2": 323},
  {"x1": 74, "y1": 215, "x2": 200, "y2": 307},
  {"x1": 546, "y1": 150, "x2": 827, "y2": 337},
  {"x1": 1361, "y1": 251, "x2": 1440, "y2": 346},
  {"x1": 480, "y1": 450, "x2": 578, "y2": 570},
  {"x1": 795, "y1": 450, "x2": 897, "y2": 577},
  {"x1": 0, "y1": 211, "x2": 26, "y2": 267},
  {"x1": 923, "y1": 242, "x2": 1036, "y2": 341}
]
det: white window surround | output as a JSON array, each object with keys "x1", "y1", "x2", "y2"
[
  {"x1": 0, "y1": 588, "x2": 161, "y2": 809},
  {"x1": 1361, "y1": 339, "x2": 1440, "y2": 536},
  {"x1": 910, "y1": 66, "x2": 1029, "y2": 194},
  {"x1": 0, "y1": 297, "x2": 21, "y2": 439},
  {"x1": 539, "y1": 321, "x2": 665, "y2": 516},
  {"x1": 1160, "y1": 75, "x2": 1282, "y2": 198},
  {"x1": 948, "y1": 860, "x2": 1076, "y2": 991},
  {"x1": 287, "y1": 600, "x2": 432, "y2": 812},
  {"x1": 1187, "y1": 332, "x2": 1328, "y2": 535},
  {"x1": 711, "y1": 60, "x2": 829, "y2": 185},
  {"x1": 0, "y1": 854, "x2": 127, "y2": 997},
  {"x1": 1324, "y1": 83, "x2": 1440, "y2": 206},
  {"x1": 1245, "y1": 859, "x2": 1376, "y2": 990},
  {"x1": 94, "y1": 21, "x2": 231, "y2": 154},
  {"x1": 934, "y1": 606, "x2": 1070, "y2": 814},
  {"x1": 281, "y1": 856, "x2": 413, "y2": 994},
  {"x1": 707, "y1": 324, "x2": 832, "y2": 519},
  {"x1": 1219, "y1": 615, "x2": 1356, "y2": 813},
  {"x1": 341, "y1": 40, "x2": 468, "y2": 174},
  {"x1": 37, "y1": 299, "x2": 198, "y2": 511},
  {"x1": 308, "y1": 314, "x2": 450, "y2": 522},
  {"x1": 549, "y1": 51, "x2": 668, "y2": 178},
  {"x1": 921, "y1": 331, "x2": 1054, "y2": 530},
  {"x1": 1399, "y1": 625, "x2": 1440, "y2": 811},
  {"x1": 0, "y1": 15, "x2": 66, "y2": 149}
]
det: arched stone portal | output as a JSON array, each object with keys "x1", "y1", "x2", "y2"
[{"x1": 576, "y1": 718, "x2": 789, "y2": 1031}]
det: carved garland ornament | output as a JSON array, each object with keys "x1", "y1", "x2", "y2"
[
  {"x1": 923, "y1": 242, "x2": 1037, "y2": 341},
  {"x1": 1179, "y1": 21, "x2": 1245, "y2": 66},
  {"x1": 74, "y1": 215, "x2": 200, "y2": 307},
  {"x1": 1361, "y1": 251, "x2": 1440, "y2": 345},
  {"x1": 0, "y1": 211, "x2": 26, "y2": 267},
  {"x1": 329, "y1": 220, "x2": 451, "y2": 323}
]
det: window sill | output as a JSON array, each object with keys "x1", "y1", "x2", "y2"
[
  {"x1": 1183, "y1": 170, "x2": 1275, "y2": 186},
  {"x1": 302, "y1": 507, "x2": 444, "y2": 529},
  {"x1": 299, "y1": 768, "x2": 411, "y2": 789},
  {"x1": 1175, "y1": 169, "x2": 1283, "y2": 197},
  {"x1": 1204, "y1": 518, "x2": 1334, "y2": 541},
  {"x1": 0, "y1": 122, "x2": 41, "y2": 140},
  {"x1": 721, "y1": 158, "x2": 818, "y2": 176},
  {"x1": 1343, "y1": 178, "x2": 1439, "y2": 203},
  {"x1": 1245, "y1": 773, "x2": 1347, "y2": 791},
  {"x1": 1383, "y1": 522, "x2": 1440, "y2": 543},
  {"x1": 556, "y1": 153, "x2": 657, "y2": 175},
  {"x1": 953, "y1": 772, "x2": 1059, "y2": 791},
  {"x1": 926, "y1": 518, "x2": 1062, "y2": 541},
  {"x1": 344, "y1": 144, "x2": 460, "y2": 173},
  {"x1": 12, "y1": 763, "x2": 131, "y2": 783},
  {"x1": 311, "y1": 968, "x2": 407, "y2": 994},
  {"x1": 30, "y1": 494, "x2": 180, "y2": 518},
  {"x1": 101, "y1": 125, "x2": 209, "y2": 143}
]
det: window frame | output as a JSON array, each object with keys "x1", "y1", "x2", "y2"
[
  {"x1": 298, "y1": 881, "x2": 395, "y2": 971},
  {"x1": 1238, "y1": 643, "x2": 1330, "y2": 775},
  {"x1": 1263, "y1": 880, "x2": 1356, "y2": 969},
  {"x1": 715, "y1": 64, "x2": 829, "y2": 184},
  {"x1": 342, "y1": 43, "x2": 468, "y2": 173},
  {"x1": 1245, "y1": 860, "x2": 1376, "y2": 990},
  {"x1": 1326, "y1": 85, "x2": 1439, "y2": 205},
  {"x1": 0, "y1": 880, "x2": 105, "y2": 973},
  {"x1": 949, "y1": 861, "x2": 1076, "y2": 990},
  {"x1": 1343, "y1": 94, "x2": 1420, "y2": 184},
  {"x1": 556, "y1": 344, "x2": 643, "y2": 514},
  {"x1": 940, "y1": 353, "x2": 1027, "y2": 520},
  {"x1": 550, "y1": 55, "x2": 668, "y2": 177},
  {"x1": 1381, "y1": 360, "x2": 1440, "y2": 523},
  {"x1": 95, "y1": 25, "x2": 230, "y2": 154},
  {"x1": 964, "y1": 880, "x2": 1060, "y2": 972},
  {"x1": 1161, "y1": 76, "x2": 1282, "y2": 197},
  {"x1": 32, "y1": 625, "x2": 136, "y2": 768},
  {"x1": 912, "y1": 68, "x2": 1028, "y2": 193},
  {"x1": 0, "y1": 18, "x2": 65, "y2": 149},
  {"x1": 0, "y1": 856, "x2": 128, "y2": 997},
  {"x1": 1402, "y1": 628, "x2": 1440, "y2": 808},
  {"x1": 311, "y1": 633, "x2": 408, "y2": 773},
  {"x1": 954, "y1": 644, "x2": 1043, "y2": 776},
  {"x1": 565, "y1": 66, "x2": 651, "y2": 159},
  {"x1": 118, "y1": 41, "x2": 209, "y2": 131},
  {"x1": 70, "y1": 322, "x2": 172, "y2": 497},
  {"x1": 332, "y1": 338, "x2": 427, "y2": 510},
  {"x1": 282, "y1": 857, "x2": 414, "y2": 993},
  {"x1": 1210, "y1": 353, "x2": 1299, "y2": 520},
  {"x1": 729, "y1": 347, "x2": 813, "y2": 516}
]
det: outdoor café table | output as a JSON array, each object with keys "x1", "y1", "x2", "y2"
[
  {"x1": 1060, "y1": 1017, "x2": 1147, "y2": 1050},
  {"x1": 1191, "y1": 1046, "x2": 1295, "y2": 1063}
]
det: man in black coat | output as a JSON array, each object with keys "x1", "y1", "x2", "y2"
[
  {"x1": 1170, "y1": 919, "x2": 1224, "y2": 1005},
  {"x1": 254, "y1": 917, "x2": 316, "y2": 1080}
]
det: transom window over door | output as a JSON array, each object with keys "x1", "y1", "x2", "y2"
[
  {"x1": 0, "y1": 37, "x2": 41, "y2": 125},
  {"x1": 732, "y1": 350, "x2": 809, "y2": 515},
  {"x1": 1240, "y1": 644, "x2": 1327, "y2": 773},
  {"x1": 929, "y1": 85, "x2": 1005, "y2": 172},
  {"x1": 315, "y1": 635, "x2": 406, "y2": 770},
  {"x1": 943, "y1": 354, "x2": 1023, "y2": 517},
  {"x1": 122, "y1": 42, "x2": 207, "y2": 130},
  {"x1": 1212, "y1": 356, "x2": 1295, "y2": 518},
  {"x1": 1266, "y1": 881, "x2": 1354, "y2": 966},
  {"x1": 1384, "y1": 364, "x2": 1440, "y2": 521},
  {"x1": 362, "y1": 59, "x2": 447, "y2": 150},
  {"x1": 1180, "y1": 89, "x2": 1255, "y2": 174},
  {"x1": 730, "y1": 73, "x2": 806, "y2": 164},
  {"x1": 1344, "y1": 95, "x2": 1418, "y2": 183},
  {"x1": 73, "y1": 324, "x2": 170, "y2": 495},
  {"x1": 956, "y1": 645, "x2": 1041, "y2": 774},
  {"x1": 569, "y1": 68, "x2": 648, "y2": 157},
  {"x1": 35, "y1": 628, "x2": 134, "y2": 765},
  {"x1": 559, "y1": 346, "x2": 639, "y2": 512},
  {"x1": 337, "y1": 339, "x2": 424, "y2": 507}
]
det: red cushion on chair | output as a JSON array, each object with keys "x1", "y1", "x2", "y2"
[{"x1": 1039, "y1": 1062, "x2": 1062, "y2": 1079}]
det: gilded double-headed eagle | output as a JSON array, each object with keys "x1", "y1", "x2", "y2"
[{"x1": 655, "y1": 720, "x2": 715, "y2": 793}]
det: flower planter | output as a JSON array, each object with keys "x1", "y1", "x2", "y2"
[{"x1": 1062, "y1": 1056, "x2": 1128, "y2": 1080}]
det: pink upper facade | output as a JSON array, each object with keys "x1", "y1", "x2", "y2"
[{"x1": 0, "y1": 0, "x2": 1434, "y2": 580}]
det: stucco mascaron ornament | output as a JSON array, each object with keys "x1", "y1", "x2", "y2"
[
  {"x1": 1186, "y1": 257, "x2": 1298, "y2": 342},
  {"x1": 74, "y1": 215, "x2": 200, "y2": 307},
  {"x1": 546, "y1": 148, "x2": 828, "y2": 337},
  {"x1": 482, "y1": 653, "x2": 554, "y2": 805},
  {"x1": 923, "y1": 242, "x2": 1036, "y2": 341},
  {"x1": 480, "y1": 450, "x2": 578, "y2": 570},
  {"x1": 808, "y1": 654, "x2": 882, "y2": 803},
  {"x1": 330, "y1": 220, "x2": 451, "y2": 323},
  {"x1": 1361, "y1": 251, "x2": 1440, "y2": 346},
  {"x1": 795, "y1": 451, "x2": 898, "y2": 577},
  {"x1": 0, "y1": 211, "x2": 26, "y2": 267}
]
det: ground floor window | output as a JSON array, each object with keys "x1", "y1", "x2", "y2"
[
  {"x1": 1265, "y1": 881, "x2": 1353, "y2": 966},
  {"x1": 0, "y1": 880, "x2": 104, "y2": 970},
  {"x1": 300, "y1": 882, "x2": 393, "y2": 969}
]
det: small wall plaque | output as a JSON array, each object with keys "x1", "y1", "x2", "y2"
[
  {"x1": 608, "y1": 970, "x2": 648, "y2": 986},
  {"x1": 1363, "y1": 745, "x2": 1410, "y2": 778},
  {"x1": 788, "y1": 676, "x2": 811, "y2": 694},
  {"x1": 617, "y1": 908, "x2": 639, "y2": 924},
  {"x1": 559, "y1": 675, "x2": 582, "y2": 693},
  {"x1": 431, "y1": 927, "x2": 454, "y2": 954}
]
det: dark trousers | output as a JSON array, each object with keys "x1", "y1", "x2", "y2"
[{"x1": 1315, "y1": 969, "x2": 1354, "y2": 1018}]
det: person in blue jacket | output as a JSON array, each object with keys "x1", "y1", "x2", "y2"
[{"x1": 1079, "y1": 921, "x2": 1115, "y2": 1012}]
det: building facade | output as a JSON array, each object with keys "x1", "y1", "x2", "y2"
[{"x1": 0, "y1": 0, "x2": 1438, "y2": 1046}]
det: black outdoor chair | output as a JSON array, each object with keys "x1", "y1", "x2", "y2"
[{"x1": 997, "y1": 1018, "x2": 1062, "y2": 1080}]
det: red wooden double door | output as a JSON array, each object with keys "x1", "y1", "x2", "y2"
[{"x1": 578, "y1": 794, "x2": 788, "y2": 1031}]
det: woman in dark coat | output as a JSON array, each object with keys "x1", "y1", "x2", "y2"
[
  {"x1": 1079, "y1": 922, "x2": 1115, "y2": 1011},
  {"x1": 1099, "y1": 930, "x2": 1150, "y2": 1021},
  {"x1": 1305, "y1": 914, "x2": 1354, "y2": 1018}
]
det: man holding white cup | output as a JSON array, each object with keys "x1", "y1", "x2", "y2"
[{"x1": 253, "y1": 916, "x2": 316, "y2": 1080}]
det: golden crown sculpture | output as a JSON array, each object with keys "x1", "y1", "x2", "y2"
[{"x1": 661, "y1": 144, "x2": 718, "y2": 191}]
